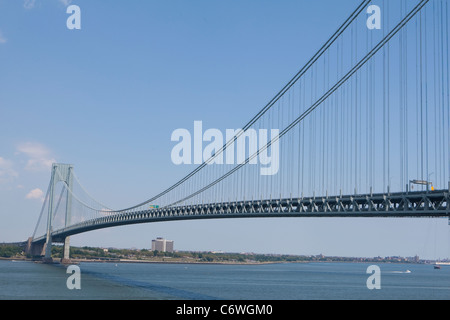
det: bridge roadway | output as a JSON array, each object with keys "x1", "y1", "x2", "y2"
[{"x1": 31, "y1": 189, "x2": 450, "y2": 244}]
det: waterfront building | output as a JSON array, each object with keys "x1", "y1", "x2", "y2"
[{"x1": 151, "y1": 237, "x2": 174, "y2": 253}]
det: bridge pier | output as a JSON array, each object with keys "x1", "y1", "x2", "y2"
[
  {"x1": 26, "y1": 237, "x2": 72, "y2": 264},
  {"x1": 61, "y1": 236, "x2": 72, "y2": 264},
  {"x1": 43, "y1": 234, "x2": 53, "y2": 263},
  {"x1": 25, "y1": 237, "x2": 46, "y2": 257}
]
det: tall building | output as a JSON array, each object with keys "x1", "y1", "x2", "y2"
[{"x1": 151, "y1": 237, "x2": 174, "y2": 253}]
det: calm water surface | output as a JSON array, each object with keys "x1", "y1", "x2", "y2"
[{"x1": 0, "y1": 260, "x2": 449, "y2": 300}]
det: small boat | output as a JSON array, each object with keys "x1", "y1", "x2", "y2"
[
  {"x1": 405, "y1": 270, "x2": 411, "y2": 273},
  {"x1": 434, "y1": 264, "x2": 441, "y2": 269}
]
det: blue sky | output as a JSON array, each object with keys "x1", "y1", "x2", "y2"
[{"x1": 1, "y1": 0, "x2": 449, "y2": 259}]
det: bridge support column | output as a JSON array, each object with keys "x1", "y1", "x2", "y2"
[
  {"x1": 43, "y1": 234, "x2": 53, "y2": 263},
  {"x1": 25, "y1": 237, "x2": 46, "y2": 257},
  {"x1": 61, "y1": 165, "x2": 73, "y2": 264},
  {"x1": 61, "y1": 237, "x2": 72, "y2": 264},
  {"x1": 41, "y1": 163, "x2": 74, "y2": 264}
]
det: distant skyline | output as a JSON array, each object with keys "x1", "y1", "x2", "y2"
[{"x1": 1, "y1": 0, "x2": 449, "y2": 260}]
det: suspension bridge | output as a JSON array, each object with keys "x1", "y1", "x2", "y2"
[{"x1": 25, "y1": 0, "x2": 450, "y2": 263}]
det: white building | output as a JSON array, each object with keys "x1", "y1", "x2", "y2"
[{"x1": 151, "y1": 237, "x2": 174, "y2": 253}]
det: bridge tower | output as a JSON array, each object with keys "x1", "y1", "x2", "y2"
[{"x1": 43, "y1": 163, "x2": 74, "y2": 264}]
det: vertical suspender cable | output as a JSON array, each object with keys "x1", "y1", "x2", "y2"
[
  {"x1": 425, "y1": 5, "x2": 429, "y2": 190},
  {"x1": 446, "y1": 0, "x2": 450, "y2": 185}
]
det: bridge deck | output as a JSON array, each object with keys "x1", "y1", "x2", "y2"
[{"x1": 32, "y1": 189, "x2": 449, "y2": 244}]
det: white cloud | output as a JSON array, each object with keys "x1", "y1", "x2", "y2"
[
  {"x1": 23, "y1": 0, "x2": 73, "y2": 11},
  {"x1": 0, "y1": 157, "x2": 18, "y2": 182},
  {"x1": 23, "y1": 0, "x2": 73, "y2": 10},
  {"x1": 16, "y1": 142, "x2": 56, "y2": 171},
  {"x1": 26, "y1": 188, "x2": 45, "y2": 202},
  {"x1": 0, "y1": 31, "x2": 7, "y2": 44},
  {"x1": 59, "y1": 0, "x2": 72, "y2": 6},
  {"x1": 23, "y1": 0, "x2": 36, "y2": 9}
]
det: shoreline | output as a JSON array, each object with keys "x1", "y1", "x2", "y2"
[
  {"x1": 77, "y1": 258, "x2": 285, "y2": 265},
  {"x1": 0, "y1": 256, "x2": 296, "y2": 265},
  {"x1": 0, "y1": 256, "x2": 436, "y2": 266}
]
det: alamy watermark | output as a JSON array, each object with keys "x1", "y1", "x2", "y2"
[
  {"x1": 66, "y1": 265, "x2": 81, "y2": 290},
  {"x1": 366, "y1": 265, "x2": 381, "y2": 290},
  {"x1": 66, "y1": 5, "x2": 81, "y2": 30},
  {"x1": 367, "y1": 5, "x2": 381, "y2": 30},
  {"x1": 171, "y1": 121, "x2": 280, "y2": 176}
]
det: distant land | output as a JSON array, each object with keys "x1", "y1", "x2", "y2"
[{"x1": 0, "y1": 243, "x2": 447, "y2": 265}]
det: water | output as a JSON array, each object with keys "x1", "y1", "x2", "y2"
[{"x1": 0, "y1": 260, "x2": 449, "y2": 300}]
